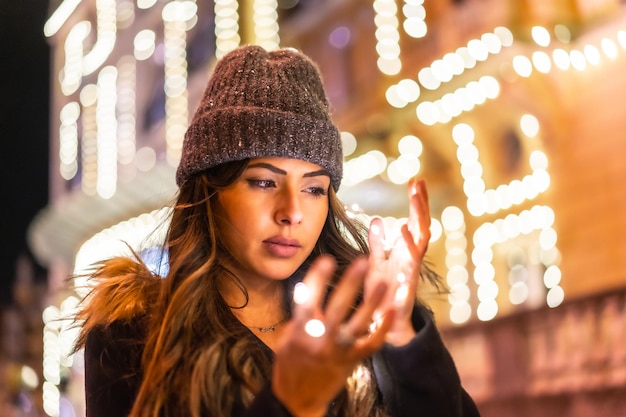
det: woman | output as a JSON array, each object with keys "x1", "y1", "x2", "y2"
[{"x1": 75, "y1": 45, "x2": 480, "y2": 417}]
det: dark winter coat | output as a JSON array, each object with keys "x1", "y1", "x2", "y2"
[{"x1": 84, "y1": 305, "x2": 480, "y2": 417}]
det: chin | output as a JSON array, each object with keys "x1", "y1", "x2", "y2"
[{"x1": 258, "y1": 262, "x2": 301, "y2": 281}]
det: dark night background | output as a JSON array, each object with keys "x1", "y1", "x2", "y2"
[{"x1": 0, "y1": 0, "x2": 50, "y2": 306}]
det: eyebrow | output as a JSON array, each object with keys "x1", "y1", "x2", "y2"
[{"x1": 247, "y1": 162, "x2": 330, "y2": 178}]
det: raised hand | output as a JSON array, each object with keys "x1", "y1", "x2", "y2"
[
  {"x1": 272, "y1": 256, "x2": 394, "y2": 417},
  {"x1": 366, "y1": 178, "x2": 432, "y2": 346}
]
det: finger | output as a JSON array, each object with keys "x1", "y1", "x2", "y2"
[
  {"x1": 401, "y1": 223, "x2": 427, "y2": 262},
  {"x1": 342, "y1": 279, "x2": 388, "y2": 337},
  {"x1": 352, "y1": 308, "x2": 396, "y2": 357},
  {"x1": 408, "y1": 177, "x2": 428, "y2": 202},
  {"x1": 407, "y1": 178, "x2": 430, "y2": 243},
  {"x1": 414, "y1": 181, "x2": 431, "y2": 230},
  {"x1": 411, "y1": 186, "x2": 431, "y2": 246},
  {"x1": 293, "y1": 255, "x2": 336, "y2": 321},
  {"x1": 324, "y1": 257, "x2": 368, "y2": 330},
  {"x1": 368, "y1": 217, "x2": 387, "y2": 262}
]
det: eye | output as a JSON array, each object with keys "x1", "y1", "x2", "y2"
[
  {"x1": 305, "y1": 186, "x2": 328, "y2": 197},
  {"x1": 247, "y1": 179, "x2": 276, "y2": 189}
]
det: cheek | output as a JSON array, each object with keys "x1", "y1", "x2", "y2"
[
  {"x1": 219, "y1": 202, "x2": 255, "y2": 237},
  {"x1": 309, "y1": 205, "x2": 329, "y2": 236},
  {"x1": 216, "y1": 215, "x2": 253, "y2": 259},
  {"x1": 215, "y1": 194, "x2": 252, "y2": 245}
]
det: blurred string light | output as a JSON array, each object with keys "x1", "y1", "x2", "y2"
[
  {"x1": 403, "y1": 25, "x2": 626, "y2": 126},
  {"x1": 79, "y1": 84, "x2": 98, "y2": 196},
  {"x1": 531, "y1": 25, "x2": 551, "y2": 47},
  {"x1": 44, "y1": 0, "x2": 83, "y2": 37},
  {"x1": 215, "y1": 0, "x2": 240, "y2": 58},
  {"x1": 61, "y1": 21, "x2": 91, "y2": 96},
  {"x1": 82, "y1": 0, "x2": 117, "y2": 76},
  {"x1": 137, "y1": 0, "x2": 158, "y2": 9},
  {"x1": 42, "y1": 304, "x2": 61, "y2": 417},
  {"x1": 373, "y1": 0, "x2": 402, "y2": 75},
  {"x1": 117, "y1": 56, "x2": 137, "y2": 168},
  {"x1": 451, "y1": 121, "x2": 550, "y2": 217},
  {"x1": 96, "y1": 66, "x2": 118, "y2": 199},
  {"x1": 387, "y1": 134, "x2": 422, "y2": 184},
  {"x1": 507, "y1": 247, "x2": 529, "y2": 306},
  {"x1": 341, "y1": 131, "x2": 357, "y2": 157},
  {"x1": 442, "y1": 206, "x2": 472, "y2": 324},
  {"x1": 341, "y1": 131, "x2": 423, "y2": 186},
  {"x1": 601, "y1": 37, "x2": 619, "y2": 59},
  {"x1": 402, "y1": 0, "x2": 427, "y2": 39},
  {"x1": 374, "y1": 0, "x2": 428, "y2": 75},
  {"x1": 82, "y1": 63, "x2": 137, "y2": 198},
  {"x1": 253, "y1": 0, "x2": 280, "y2": 50},
  {"x1": 515, "y1": 24, "x2": 626, "y2": 76},
  {"x1": 162, "y1": 0, "x2": 197, "y2": 168},
  {"x1": 472, "y1": 205, "x2": 563, "y2": 321},
  {"x1": 58, "y1": 102, "x2": 80, "y2": 180},
  {"x1": 133, "y1": 29, "x2": 156, "y2": 61},
  {"x1": 342, "y1": 149, "x2": 388, "y2": 187},
  {"x1": 386, "y1": 78, "x2": 420, "y2": 108},
  {"x1": 117, "y1": 0, "x2": 135, "y2": 29},
  {"x1": 449, "y1": 117, "x2": 561, "y2": 319},
  {"x1": 416, "y1": 27, "x2": 512, "y2": 92},
  {"x1": 21, "y1": 365, "x2": 39, "y2": 390},
  {"x1": 411, "y1": 27, "x2": 513, "y2": 125},
  {"x1": 416, "y1": 75, "x2": 500, "y2": 125},
  {"x1": 42, "y1": 296, "x2": 80, "y2": 417}
]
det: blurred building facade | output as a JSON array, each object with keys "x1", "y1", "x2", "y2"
[{"x1": 25, "y1": 0, "x2": 626, "y2": 415}]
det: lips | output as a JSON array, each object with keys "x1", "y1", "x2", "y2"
[{"x1": 263, "y1": 236, "x2": 302, "y2": 258}]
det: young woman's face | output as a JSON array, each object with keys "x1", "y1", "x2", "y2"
[{"x1": 215, "y1": 157, "x2": 330, "y2": 284}]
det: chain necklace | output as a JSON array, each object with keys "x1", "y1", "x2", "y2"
[{"x1": 250, "y1": 318, "x2": 288, "y2": 333}]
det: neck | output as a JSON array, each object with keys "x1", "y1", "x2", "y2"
[{"x1": 218, "y1": 274, "x2": 286, "y2": 330}]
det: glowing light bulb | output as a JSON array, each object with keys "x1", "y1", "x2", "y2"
[
  {"x1": 293, "y1": 282, "x2": 310, "y2": 305},
  {"x1": 395, "y1": 283, "x2": 410, "y2": 304},
  {"x1": 304, "y1": 319, "x2": 326, "y2": 337}
]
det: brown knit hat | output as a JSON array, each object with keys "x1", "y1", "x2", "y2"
[{"x1": 176, "y1": 45, "x2": 343, "y2": 190}]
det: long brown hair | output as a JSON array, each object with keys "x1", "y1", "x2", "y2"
[{"x1": 74, "y1": 159, "x2": 395, "y2": 417}]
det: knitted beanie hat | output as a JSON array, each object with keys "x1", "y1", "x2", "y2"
[{"x1": 176, "y1": 45, "x2": 343, "y2": 190}]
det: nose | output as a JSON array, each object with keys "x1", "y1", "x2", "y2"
[{"x1": 275, "y1": 188, "x2": 303, "y2": 226}]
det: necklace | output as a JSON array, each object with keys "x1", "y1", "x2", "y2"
[{"x1": 250, "y1": 318, "x2": 287, "y2": 333}]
